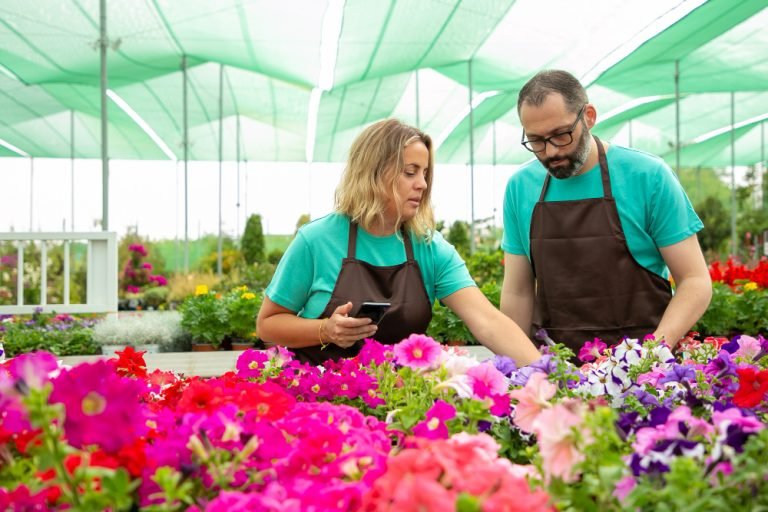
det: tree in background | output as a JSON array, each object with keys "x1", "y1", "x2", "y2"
[
  {"x1": 241, "y1": 214, "x2": 266, "y2": 265},
  {"x1": 447, "y1": 220, "x2": 470, "y2": 259},
  {"x1": 695, "y1": 196, "x2": 730, "y2": 258},
  {"x1": 295, "y1": 213, "x2": 311, "y2": 234}
]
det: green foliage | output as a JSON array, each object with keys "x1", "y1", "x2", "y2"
[
  {"x1": 179, "y1": 291, "x2": 230, "y2": 346},
  {"x1": 199, "y1": 248, "x2": 244, "y2": 274},
  {"x1": 695, "y1": 196, "x2": 730, "y2": 256},
  {"x1": 295, "y1": 213, "x2": 311, "y2": 233},
  {"x1": 241, "y1": 214, "x2": 266, "y2": 265},
  {"x1": 694, "y1": 282, "x2": 768, "y2": 335},
  {"x1": 220, "y1": 262, "x2": 277, "y2": 294},
  {"x1": 266, "y1": 248, "x2": 284, "y2": 264},
  {"x1": 226, "y1": 287, "x2": 262, "y2": 340},
  {"x1": 465, "y1": 250, "x2": 505, "y2": 287},
  {"x1": 426, "y1": 300, "x2": 475, "y2": 345},
  {"x1": 2, "y1": 324, "x2": 100, "y2": 357},
  {"x1": 142, "y1": 285, "x2": 170, "y2": 310},
  {"x1": 447, "y1": 220, "x2": 471, "y2": 258}
]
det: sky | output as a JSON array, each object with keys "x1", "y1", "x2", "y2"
[{"x1": 0, "y1": 157, "x2": 519, "y2": 241}]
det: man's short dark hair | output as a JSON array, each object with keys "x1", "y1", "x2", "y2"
[{"x1": 517, "y1": 70, "x2": 589, "y2": 116}]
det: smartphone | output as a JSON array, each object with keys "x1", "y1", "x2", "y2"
[{"x1": 356, "y1": 302, "x2": 391, "y2": 325}]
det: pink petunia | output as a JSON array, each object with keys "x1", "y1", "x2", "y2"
[
  {"x1": 612, "y1": 476, "x2": 637, "y2": 503},
  {"x1": 533, "y1": 400, "x2": 587, "y2": 483},
  {"x1": 578, "y1": 338, "x2": 607, "y2": 362},
  {"x1": 509, "y1": 372, "x2": 557, "y2": 433},
  {"x1": 413, "y1": 400, "x2": 456, "y2": 440},
  {"x1": 467, "y1": 362, "x2": 509, "y2": 399},
  {"x1": 50, "y1": 360, "x2": 148, "y2": 454},
  {"x1": 393, "y1": 334, "x2": 442, "y2": 369}
]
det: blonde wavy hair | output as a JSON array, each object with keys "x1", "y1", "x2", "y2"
[{"x1": 334, "y1": 119, "x2": 436, "y2": 240}]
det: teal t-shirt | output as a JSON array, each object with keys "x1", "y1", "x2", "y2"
[
  {"x1": 501, "y1": 145, "x2": 703, "y2": 279},
  {"x1": 266, "y1": 213, "x2": 476, "y2": 318}
]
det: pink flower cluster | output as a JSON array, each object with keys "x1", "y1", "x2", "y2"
[{"x1": 362, "y1": 432, "x2": 552, "y2": 511}]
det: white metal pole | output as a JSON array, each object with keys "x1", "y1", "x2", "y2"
[
  {"x1": 99, "y1": 0, "x2": 109, "y2": 230},
  {"x1": 730, "y1": 92, "x2": 737, "y2": 256},
  {"x1": 467, "y1": 59, "x2": 476, "y2": 254},
  {"x1": 217, "y1": 64, "x2": 224, "y2": 277}
]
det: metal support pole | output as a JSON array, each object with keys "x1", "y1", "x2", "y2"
[
  {"x1": 182, "y1": 55, "x2": 189, "y2": 273},
  {"x1": 730, "y1": 92, "x2": 737, "y2": 256},
  {"x1": 70, "y1": 110, "x2": 75, "y2": 231},
  {"x1": 467, "y1": 59, "x2": 476, "y2": 255},
  {"x1": 217, "y1": 64, "x2": 224, "y2": 277},
  {"x1": 762, "y1": 121, "x2": 766, "y2": 211},
  {"x1": 29, "y1": 158, "x2": 34, "y2": 231},
  {"x1": 628, "y1": 120, "x2": 633, "y2": 148},
  {"x1": 674, "y1": 60, "x2": 680, "y2": 175},
  {"x1": 236, "y1": 115, "x2": 241, "y2": 242},
  {"x1": 99, "y1": 0, "x2": 109, "y2": 230},
  {"x1": 414, "y1": 69, "x2": 420, "y2": 128}
]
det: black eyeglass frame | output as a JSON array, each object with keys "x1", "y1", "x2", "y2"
[{"x1": 520, "y1": 105, "x2": 586, "y2": 153}]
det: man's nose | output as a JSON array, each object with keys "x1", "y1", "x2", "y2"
[{"x1": 544, "y1": 141, "x2": 560, "y2": 158}]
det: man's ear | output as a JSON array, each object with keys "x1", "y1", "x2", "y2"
[{"x1": 584, "y1": 103, "x2": 597, "y2": 129}]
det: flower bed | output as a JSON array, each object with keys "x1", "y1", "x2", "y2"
[{"x1": 1, "y1": 333, "x2": 767, "y2": 510}]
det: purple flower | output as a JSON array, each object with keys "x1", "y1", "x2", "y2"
[
  {"x1": 490, "y1": 354, "x2": 517, "y2": 377},
  {"x1": 658, "y1": 364, "x2": 697, "y2": 385}
]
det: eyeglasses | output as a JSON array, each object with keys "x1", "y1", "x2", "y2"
[{"x1": 520, "y1": 105, "x2": 586, "y2": 153}]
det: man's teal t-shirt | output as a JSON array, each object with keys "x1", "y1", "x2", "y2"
[
  {"x1": 501, "y1": 145, "x2": 703, "y2": 279},
  {"x1": 266, "y1": 213, "x2": 476, "y2": 318}
]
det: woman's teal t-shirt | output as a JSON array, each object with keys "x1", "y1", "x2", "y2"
[
  {"x1": 501, "y1": 145, "x2": 703, "y2": 279},
  {"x1": 266, "y1": 213, "x2": 476, "y2": 318}
]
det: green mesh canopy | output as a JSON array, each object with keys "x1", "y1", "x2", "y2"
[{"x1": 0, "y1": 0, "x2": 766, "y2": 167}]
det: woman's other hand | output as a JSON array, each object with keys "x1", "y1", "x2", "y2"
[{"x1": 322, "y1": 301, "x2": 378, "y2": 349}]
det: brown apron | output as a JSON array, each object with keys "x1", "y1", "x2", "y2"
[
  {"x1": 292, "y1": 221, "x2": 433, "y2": 365},
  {"x1": 529, "y1": 136, "x2": 672, "y2": 354}
]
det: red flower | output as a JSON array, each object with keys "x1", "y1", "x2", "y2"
[
  {"x1": 177, "y1": 380, "x2": 222, "y2": 414},
  {"x1": 113, "y1": 346, "x2": 148, "y2": 379},
  {"x1": 732, "y1": 367, "x2": 768, "y2": 408}
]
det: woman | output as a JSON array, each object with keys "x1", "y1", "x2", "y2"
[{"x1": 257, "y1": 119, "x2": 541, "y2": 366}]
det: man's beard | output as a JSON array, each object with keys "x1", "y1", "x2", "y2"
[{"x1": 541, "y1": 128, "x2": 591, "y2": 180}]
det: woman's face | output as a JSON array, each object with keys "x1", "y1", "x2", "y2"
[{"x1": 383, "y1": 141, "x2": 430, "y2": 226}]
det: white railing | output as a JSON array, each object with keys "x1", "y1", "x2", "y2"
[{"x1": 0, "y1": 232, "x2": 117, "y2": 314}]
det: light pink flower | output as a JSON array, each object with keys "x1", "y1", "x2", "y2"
[
  {"x1": 533, "y1": 400, "x2": 587, "y2": 483},
  {"x1": 509, "y1": 372, "x2": 557, "y2": 433},
  {"x1": 393, "y1": 334, "x2": 442, "y2": 369},
  {"x1": 733, "y1": 335, "x2": 762, "y2": 360},
  {"x1": 613, "y1": 475, "x2": 636, "y2": 502}
]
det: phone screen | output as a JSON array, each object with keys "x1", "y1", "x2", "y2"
[{"x1": 356, "y1": 302, "x2": 391, "y2": 324}]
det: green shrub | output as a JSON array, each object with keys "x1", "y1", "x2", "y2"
[
  {"x1": 466, "y1": 250, "x2": 504, "y2": 287},
  {"x1": 241, "y1": 214, "x2": 266, "y2": 265},
  {"x1": 694, "y1": 282, "x2": 768, "y2": 336},
  {"x1": 2, "y1": 325, "x2": 99, "y2": 357}
]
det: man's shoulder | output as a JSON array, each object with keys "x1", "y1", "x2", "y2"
[
  {"x1": 609, "y1": 145, "x2": 669, "y2": 173},
  {"x1": 507, "y1": 158, "x2": 546, "y2": 188}
]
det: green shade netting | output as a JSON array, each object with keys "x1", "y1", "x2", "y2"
[{"x1": 0, "y1": 0, "x2": 766, "y2": 166}]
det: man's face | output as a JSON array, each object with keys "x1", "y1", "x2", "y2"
[{"x1": 520, "y1": 94, "x2": 592, "y2": 179}]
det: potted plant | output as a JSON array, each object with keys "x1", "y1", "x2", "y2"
[
  {"x1": 92, "y1": 311, "x2": 185, "y2": 355},
  {"x1": 179, "y1": 285, "x2": 230, "y2": 351},
  {"x1": 223, "y1": 286, "x2": 263, "y2": 350}
]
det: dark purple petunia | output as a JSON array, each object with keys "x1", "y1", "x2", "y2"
[
  {"x1": 658, "y1": 364, "x2": 697, "y2": 384},
  {"x1": 648, "y1": 406, "x2": 672, "y2": 427}
]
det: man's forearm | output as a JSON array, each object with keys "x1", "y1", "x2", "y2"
[
  {"x1": 653, "y1": 276, "x2": 713, "y2": 348},
  {"x1": 500, "y1": 291, "x2": 534, "y2": 338}
]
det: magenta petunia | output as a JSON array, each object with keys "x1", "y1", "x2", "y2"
[
  {"x1": 413, "y1": 400, "x2": 456, "y2": 439},
  {"x1": 578, "y1": 339, "x2": 607, "y2": 363},
  {"x1": 393, "y1": 334, "x2": 442, "y2": 369},
  {"x1": 50, "y1": 360, "x2": 149, "y2": 453}
]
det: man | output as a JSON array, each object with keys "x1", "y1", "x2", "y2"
[{"x1": 501, "y1": 69, "x2": 711, "y2": 353}]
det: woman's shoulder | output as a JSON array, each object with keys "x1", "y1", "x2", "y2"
[{"x1": 297, "y1": 212, "x2": 349, "y2": 239}]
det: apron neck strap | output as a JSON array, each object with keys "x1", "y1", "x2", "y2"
[
  {"x1": 347, "y1": 221, "x2": 415, "y2": 261},
  {"x1": 539, "y1": 134, "x2": 611, "y2": 200}
]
